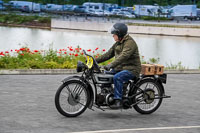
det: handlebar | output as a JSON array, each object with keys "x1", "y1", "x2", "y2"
[
  {"x1": 82, "y1": 49, "x2": 101, "y2": 72},
  {"x1": 82, "y1": 50, "x2": 87, "y2": 56}
]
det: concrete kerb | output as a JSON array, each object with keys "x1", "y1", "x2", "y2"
[
  {"x1": 0, "y1": 69, "x2": 77, "y2": 75},
  {"x1": 0, "y1": 69, "x2": 200, "y2": 75}
]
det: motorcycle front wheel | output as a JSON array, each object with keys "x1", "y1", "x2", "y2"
[
  {"x1": 55, "y1": 80, "x2": 90, "y2": 117},
  {"x1": 132, "y1": 79, "x2": 163, "y2": 114}
]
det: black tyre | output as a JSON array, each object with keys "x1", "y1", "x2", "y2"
[
  {"x1": 132, "y1": 79, "x2": 163, "y2": 114},
  {"x1": 55, "y1": 80, "x2": 90, "y2": 117}
]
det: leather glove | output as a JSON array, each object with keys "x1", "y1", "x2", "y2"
[{"x1": 104, "y1": 64, "x2": 112, "y2": 71}]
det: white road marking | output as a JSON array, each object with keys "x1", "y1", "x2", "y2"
[{"x1": 70, "y1": 125, "x2": 200, "y2": 133}]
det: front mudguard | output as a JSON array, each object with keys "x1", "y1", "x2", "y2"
[{"x1": 62, "y1": 76, "x2": 94, "y2": 109}]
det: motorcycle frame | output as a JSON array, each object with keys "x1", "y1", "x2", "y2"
[
  {"x1": 62, "y1": 67, "x2": 168, "y2": 110},
  {"x1": 62, "y1": 50, "x2": 170, "y2": 110}
]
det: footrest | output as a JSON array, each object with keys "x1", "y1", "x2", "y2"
[{"x1": 162, "y1": 95, "x2": 171, "y2": 98}]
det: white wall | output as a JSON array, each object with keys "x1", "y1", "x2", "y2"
[{"x1": 51, "y1": 19, "x2": 200, "y2": 37}]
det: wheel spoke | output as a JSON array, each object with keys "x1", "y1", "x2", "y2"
[
  {"x1": 73, "y1": 84, "x2": 82, "y2": 93},
  {"x1": 144, "y1": 83, "x2": 148, "y2": 90},
  {"x1": 65, "y1": 85, "x2": 73, "y2": 96},
  {"x1": 77, "y1": 88, "x2": 84, "y2": 95},
  {"x1": 60, "y1": 93, "x2": 68, "y2": 98},
  {"x1": 63, "y1": 88, "x2": 70, "y2": 94}
]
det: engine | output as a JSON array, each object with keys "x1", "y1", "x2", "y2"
[
  {"x1": 96, "y1": 83, "x2": 131, "y2": 109},
  {"x1": 96, "y1": 84, "x2": 115, "y2": 106}
]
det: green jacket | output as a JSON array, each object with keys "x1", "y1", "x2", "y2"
[{"x1": 96, "y1": 34, "x2": 141, "y2": 77}]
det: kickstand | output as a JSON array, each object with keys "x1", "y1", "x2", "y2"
[
  {"x1": 88, "y1": 107, "x2": 95, "y2": 111},
  {"x1": 93, "y1": 105, "x2": 105, "y2": 111}
]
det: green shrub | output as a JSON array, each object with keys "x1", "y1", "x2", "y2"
[
  {"x1": 0, "y1": 14, "x2": 51, "y2": 25},
  {"x1": 44, "y1": 61, "x2": 60, "y2": 69},
  {"x1": 38, "y1": 17, "x2": 51, "y2": 23},
  {"x1": 165, "y1": 62, "x2": 187, "y2": 70},
  {"x1": 62, "y1": 61, "x2": 76, "y2": 69},
  {"x1": 27, "y1": 60, "x2": 44, "y2": 69},
  {"x1": 0, "y1": 46, "x2": 189, "y2": 70},
  {"x1": 142, "y1": 16, "x2": 170, "y2": 21}
]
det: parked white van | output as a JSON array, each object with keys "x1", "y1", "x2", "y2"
[
  {"x1": 46, "y1": 4, "x2": 63, "y2": 11},
  {"x1": 9, "y1": 1, "x2": 40, "y2": 12},
  {"x1": 134, "y1": 5, "x2": 159, "y2": 16},
  {"x1": 83, "y1": 2, "x2": 117, "y2": 12},
  {"x1": 170, "y1": 5, "x2": 197, "y2": 20}
]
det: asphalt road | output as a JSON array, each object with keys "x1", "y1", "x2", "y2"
[{"x1": 0, "y1": 74, "x2": 200, "y2": 133}]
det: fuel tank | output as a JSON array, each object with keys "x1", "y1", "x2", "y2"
[{"x1": 94, "y1": 74, "x2": 114, "y2": 84}]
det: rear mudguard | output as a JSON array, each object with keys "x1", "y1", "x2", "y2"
[
  {"x1": 153, "y1": 74, "x2": 167, "y2": 95},
  {"x1": 130, "y1": 74, "x2": 167, "y2": 95},
  {"x1": 62, "y1": 76, "x2": 94, "y2": 109}
]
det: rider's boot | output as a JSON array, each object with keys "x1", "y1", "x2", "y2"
[{"x1": 110, "y1": 99, "x2": 122, "y2": 109}]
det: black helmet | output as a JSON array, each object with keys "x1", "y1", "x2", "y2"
[{"x1": 110, "y1": 23, "x2": 128, "y2": 38}]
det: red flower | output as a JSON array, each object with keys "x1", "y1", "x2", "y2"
[
  {"x1": 81, "y1": 52, "x2": 83, "y2": 55},
  {"x1": 20, "y1": 48, "x2": 26, "y2": 51},
  {"x1": 102, "y1": 49, "x2": 106, "y2": 52},
  {"x1": 70, "y1": 48, "x2": 73, "y2": 51},
  {"x1": 69, "y1": 53, "x2": 72, "y2": 55},
  {"x1": 21, "y1": 54, "x2": 24, "y2": 56},
  {"x1": 5, "y1": 51, "x2": 9, "y2": 53},
  {"x1": 10, "y1": 50, "x2": 13, "y2": 52},
  {"x1": 87, "y1": 49, "x2": 91, "y2": 52},
  {"x1": 0, "y1": 51, "x2": 6, "y2": 56},
  {"x1": 75, "y1": 54, "x2": 78, "y2": 56},
  {"x1": 34, "y1": 50, "x2": 39, "y2": 53},
  {"x1": 75, "y1": 48, "x2": 80, "y2": 52},
  {"x1": 95, "y1": 47, "x2": 99, "y2": 50},
  {"x1": 93, "y1": 51, "x2": 95, "y2": 53},
  {"x1": 64, "y1": 52, "x2": 67, "y2": 54}
]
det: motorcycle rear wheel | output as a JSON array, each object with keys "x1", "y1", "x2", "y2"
[
  {"x1": 55, "y1": 80, "x2": 90, "y2": 117},
  {"x1": 132, "y1": 79, "x2": 163, "y2": 114}
]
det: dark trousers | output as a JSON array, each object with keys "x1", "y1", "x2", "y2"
[{"x1": 106, "y1": 69, "x2": 135, "y2": 100}]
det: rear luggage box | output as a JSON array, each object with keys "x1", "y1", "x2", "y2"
[
  {"x1": 141, "y1": 64, "x2": 155, "y2": 75},
  {"x1": 141, "y1": 64, "x2": 164, "y2": 75}
]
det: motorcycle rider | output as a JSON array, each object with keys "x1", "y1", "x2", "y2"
[{"x1": 96, "y1": 23, "x2": 141, "y2": 109}]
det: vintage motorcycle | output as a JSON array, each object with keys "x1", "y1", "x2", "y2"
[{"x1": 55, "y1": 50, "x2": 170, "y2": 117}]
